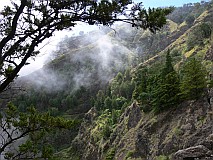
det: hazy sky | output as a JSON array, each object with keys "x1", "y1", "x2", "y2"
[
  {"x1": 0, "y1": 0, "x2": 205, "y2": 9},
  {"x1": 135, "y1": 0, "x2": 204, "y2": 8}
]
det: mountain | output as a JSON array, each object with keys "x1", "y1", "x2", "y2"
[
  {"x1": 4, "y1": 1, "x2": 213, "y2": 159},
  {"x1": 56, "y1": 98, "x2": 212, "y2": 160}
]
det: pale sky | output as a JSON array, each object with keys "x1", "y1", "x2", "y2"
[
  {"x1": 135, "y1": 0, "x2": 206, "y2": 8},
  {"x1": 0, "y1": 0, "x2": 204, "y2": 9}
]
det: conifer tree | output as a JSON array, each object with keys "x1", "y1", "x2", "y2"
[
  {"x1": 104, "y1": 97, "x2": 112, "y2": 111},
  {"x1": 132, "y1": 67, "x2": 148, "y2": 101},
  {"x1": 161, "y1": 50, "x2": 174, "y2": 78},
  {"x1": 132, "y1": 67, "x2": 156, "y2": 112},
  {"x1": 152, "y1": 71, "x2": 180, "y2": 112},
  {"x1": 152, "y1": 51, "x2": 180, "y2": 112},
  {"x1": 94, "y1": 90, "x2": 105, "y2": 110},
  {"x1": 180, "y1": 58, "x2": 207, "y2": 100}
]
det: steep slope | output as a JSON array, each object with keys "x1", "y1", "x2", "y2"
[
  {"x1": 5, "y1": 1, "x2": 213, "y2": 159},
  {"x1": 54, "y1": 3, "x2": 213, "y2": 160},
  {"x1": 57, "y1": 94, "x2": 212, "y2": 160},
  {"x1": 11, "y1": 19, "x2": 178, "y2": 114}
]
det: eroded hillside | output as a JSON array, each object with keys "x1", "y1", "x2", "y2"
[
  {"x1": 53, "y1": 2, "x2": 213, "y2": 160},
  {"x1": 6, "y1": 1, "x2": 213, "y2": 159}
]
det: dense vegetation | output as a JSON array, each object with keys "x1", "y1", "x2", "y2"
[
  {"x1": 1, "y1": 0, "x2": 213, "y2": 159},
  {"x1": 0, "y1": 0, "x2": 174, "y2": 159},
  {"x1": 0, "y1": 103, "x2": 78, "y2": 159},
  {"x1": 93, "y1": 50, "x2": 209, "y2": 115}
]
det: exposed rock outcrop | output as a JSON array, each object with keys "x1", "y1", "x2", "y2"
[
  {"x1": 71, "y1": 107, "x2": 100, "y2": 160},
  {"x1": 120, "y1": 102, "x2": 142, "y2": 130},
  {"x1": 63, "y1": 96, "x2": 213, "y2": 160},
  {"x1": 173, "y1": 134, "x2": 213, "y2": 160},
  {"x1": 173, "y1": 145, "x2": 212, "y2": 160},
  {"x1": 205, "y1": 44, "x2": 213, "y2": 61},
  {"x1": 208, "y1": 88, "x2": 213, "y2": 107}
]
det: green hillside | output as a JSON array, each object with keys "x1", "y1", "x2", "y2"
[{"x1": 8, "y1": 1, "x2": 213, "y2": 159}]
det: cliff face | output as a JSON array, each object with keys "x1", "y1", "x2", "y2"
[
  {"x1": 7, "y1": 2, "x2": 212, "y2": 160},
  {"x1": 205, "y1": 44, "x2": 213, "y2": 61},
  {"x1": 56, "y1": 89, "x2": 213, "y2": 160}
]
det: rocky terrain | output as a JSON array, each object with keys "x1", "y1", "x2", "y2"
[
  {"x1": 5, "y1": 2, "x2": 213, "y2": 160},
  {"x1": 55, "y1": 87, "x2": 212, "y2": 160}
]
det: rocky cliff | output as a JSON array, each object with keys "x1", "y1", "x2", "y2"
[
  {"x1": 55, "y1": 88, "x2": 213, "y2": 160},
  {"x1": 8, "y1": 2, "x2": 213, "y2": 160}
]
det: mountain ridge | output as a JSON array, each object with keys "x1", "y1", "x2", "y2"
[{"x1": 5, "y1": 1, "x2": 213, "y2": 159}]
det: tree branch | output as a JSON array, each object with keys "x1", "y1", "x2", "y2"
[{"x1": 0, "y1": 0, "x2": 27, "y2": 53}]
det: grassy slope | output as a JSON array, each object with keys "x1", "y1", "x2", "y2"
[{"x1": 55, "y1": 5, "x2": 213, "y2": 160}]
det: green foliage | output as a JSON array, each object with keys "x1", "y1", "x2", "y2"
[
  {"x1": 208, "y1": 79, "x2": 213, "y2": 88},
  {"x1": 114, "y1": 97, "x2": 127, "y2": 110},
  {"x1": 132, "y1": 66, "x2": 158, "y2": 112},
  {"x1": 94, "y1": 70, "x2": 134, "y2": 112},
  {"x1": 161, "y1": 50, "x2": 175, "y2": 77},
  {"x1": 115, "y1": 72, "x2": 124, "y2": 84},
  {"x1": 91, "y1": 109, "x2": 112, "y2": 141},
  {"x1": 133, "y1": 66, "x2": 163, "y2": 113},
  {"x1": 104, "y1": 97, "x2": 113, "y2": 111},
  {"x1": 1, "y1": 1, "x2": 213, "y2": 159},
  {"x1": 155, "y1": 155, "x2": 170, "y2": 160},
  {"x1": 170, "y1": 49, "x2": 182, "y2": 63},
  {"x1": 185, "y1": 14, "x2": 195, "y2": 24},
  {"x1": 105, "y1": 148, "x2": 116, "y2": 160},
  {"x1": 180, "y1": 58, "x2": 207, "y2": 100},
  {"x1": 168, "y1": 1, "x2": 211, "y2": 24},
  {"x1": 0, "y1": 103, "x2": 76, "y2": 159},
  {"x1": 53, "y1": 147, "x2": 81, "y2": 160},
  {"x1": 14, "y1": 84, "x2": 92, "y2": 114},
  {"x1": 111, "y1": 72, "x2": 124, "y2": 97},
  {"x1": 133, "y1": 67, "x2": 148, "y2": 101},
  {"x1": 120, "y1": 81, "x2": 135, "y2": 99},
  {"x1": 111, "y1": 109, "x2": 121, "y2": 125},
  {"x1": 132, "y1": 51, "x2": 181, "y2": 113},
  {"x1": 46, "y1": 119, "x2": 81, "y2": 152},
  {"x1": 64, "y1": 95, "x2": 78, "y2": 109},
  {"x1": 4, "y1": 65, "x2": 14, "y2": 78},
  {"x1": 95, "y1": 90, "x2": 105, "y2": 110},
  {"x1": 91, "y1": 109, "x2": 120, "y2": 142},
  {"x1": 152, "y1": 51, "x2": 180, "y2": 112},
  {"x1": 186, "y1": 22, "x2": 212, "y2": 50},
  {"x1": 152, "y1": 71, "x2": 180, "y2": 112},
  {"x1": 125, "y1": 150, "x2": 135, "y2": 160}
]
